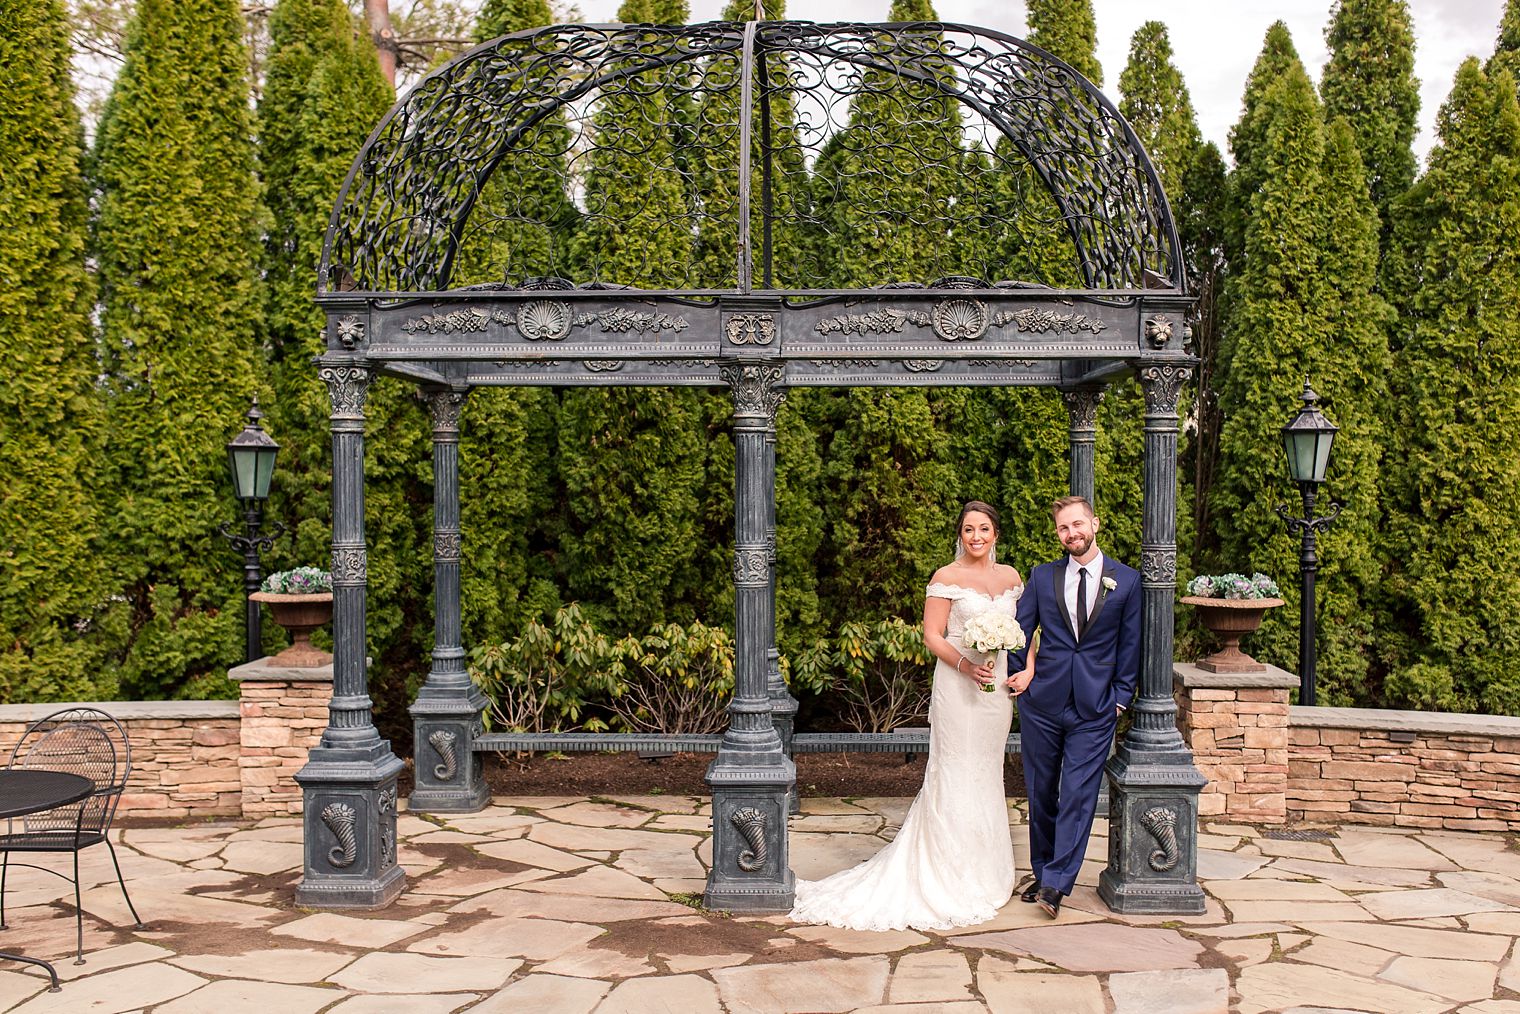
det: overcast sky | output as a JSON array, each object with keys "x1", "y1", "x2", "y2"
[{"x1": 571, "y1": 0, "x2": 1509, "y2": 165}]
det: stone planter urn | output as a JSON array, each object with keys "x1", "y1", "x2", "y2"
[
  {"x1": 1181, "y1": 595, "x2": 1285, "y2": 673},
  {"x1": 249, "y1": 592, "x2": 334, "y2": 667}
]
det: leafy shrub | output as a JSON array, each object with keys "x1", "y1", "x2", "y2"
[
  {"x1": 791, "y1": 618, "x2": 934, "y2": 733},
  {"x1": 601, "y1": 621, "x2": 735, "y2": 734},
  {"x1": 468, "y1": 603, "x2": 608, "y2": 733}
]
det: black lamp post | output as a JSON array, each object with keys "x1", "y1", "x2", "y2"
[
  {"x1": 1275, "y1": 380, "x2": 1341, "y2": 707},
  {"x1": 219, "y1": 399, "x2": 285, "y2": 664}
]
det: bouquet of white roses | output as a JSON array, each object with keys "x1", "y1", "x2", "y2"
[{"x1": 960, "y1": 612, "x2": 1026, "y2": 693}]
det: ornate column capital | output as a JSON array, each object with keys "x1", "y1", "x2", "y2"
[
  {"x1": 423, "y1": 388, "x2": 467, "y2": 433},
  {"x1": 319, "y1": 365, "x2": 371, "y2": 420},
  {"x1": 1062, "y1": 387, "x2": 1105, "y2": 430},
  {"x1": 1139, "y1": 364, "x2": 1192, "y2": 415},
  {"x1": 720, "y1": 364, "x2": 786, "y2": 421}
]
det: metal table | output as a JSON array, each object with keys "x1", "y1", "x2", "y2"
[{"x1": 0, "y1": 770, "x2": 93, "y2": 992}]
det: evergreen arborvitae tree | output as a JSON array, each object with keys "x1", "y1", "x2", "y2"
[
  {"x1": 94, "y1": 0, "x2": 263, "y2": 699},
  {"x1": 261, "y1": 0, "x2": 393, "y2": 576},
  {"x1": 1385, "y1": 60, "x2": 1520, "y2": 713},
  {"x1": 1320, "y1": 0, "x2": 1418, "y2": 252},
  {"x1": 1211, "y1": 59, "x2": 1391, "y2": 704},
  {"x1": 0, "y1": 0, "x2": 117, "y2": 702},
  {"x1": 1026, "y1": 0, "x2": 1102, "y2": 84},
  {"x1": 449, "y1": 0, "x2": 569, "y2": 646},
  {"x1": 1226, "y1": 22, "x2": 1302, "y2": 273},
  {"x1": 1489, "y1": 0, "x2": 1520, "y2": 84},
  {"x1": 1101, "y1": 20, "x2": 1206, "y2": 564},
  {"x1": 553, "y1": 0, "x2": 711, "y2": 633}
]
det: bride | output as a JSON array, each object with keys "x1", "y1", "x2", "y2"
[{"x1": 790, "y1": 500, "x2": 1026, "y2": 931}]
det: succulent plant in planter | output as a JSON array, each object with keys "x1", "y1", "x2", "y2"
[
  {"x1": 1181, "y1": 573, "x2": 1284, "y2": 673},
  {"x1": 251, "y1": 567, "x2": 334, "y2": 667}
]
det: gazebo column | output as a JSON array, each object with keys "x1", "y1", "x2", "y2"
[
  {"x1": 1062, "y1": 386, "x2": 1103, "y2": 505},
  {"x1": 764, "y1": 412, "x2": 799, "y2": 815},
  {"x1": 1099, "y1": 364, "x2": 1207, "y2": 914},
  {"x1": 296, "y1": 361, "x2": 405, "y2": 909},
  {"x1": 1064, "y1": 385, "x2": 1109, "y2": 816},
  {"x1": 408, "y1": 388, "x2": 489, "y2": 813},
  {"x1": 705, "y1": 363, "x2": 796, "y2": 913}
]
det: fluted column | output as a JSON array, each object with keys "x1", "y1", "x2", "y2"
[
  {"x1": 705, "y1": 363, "x2": 796, "y2": 913},
  {"x1": 1099, "y1": 364, "x2": 1206, "y2": 914},
  {"x1": 1063, "y1": 387, "x2": 1103, "y2": 505},
  {"x1": 764, "y1": 410, "x2": 799, "y2": 815},
  {"x1": 408, "y1": 388, "x2": 489, "y2": 813},
  {"x1": 296, "y1": 359, "x2": 405, "y2": 909}
]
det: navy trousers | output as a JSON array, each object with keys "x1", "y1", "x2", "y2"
[{"x1": 1019, "y1": 697, "x2": 1117, "y2": 896}]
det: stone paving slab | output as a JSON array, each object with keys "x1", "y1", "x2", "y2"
[{"x1": 15, "y1": 794, "x2": 1520, "y2": 1013}]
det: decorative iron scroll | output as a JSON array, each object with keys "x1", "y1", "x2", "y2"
[
  {"x1": 815, "y1": 301, "x2": 1106, "y2": 340},
  {"x1": 903, "y1": 360, "x2": 943, "y2": 372},
  {"x1": 433, "y1": 531, "x2": 461, "y2": 561},
  {"x1": 517, "y1": 300, "x2": 573, "y2": 340},
  {"x1": 319, "y1": 366, "x2": 369, "y2": 418},
  {"x1": 429, "y1": 729, "x2": 459, "y2": 781},
  {"x1": 336, "y1": 315, "x2": 365, "y2": 349},
  {"x1": 731, "y1": 806, "x2": 769, "y2": 872},
  {"x1": 583, "y1": 360, "x2": 622, "y2": 372},
  {"x1": 321, "y1": 22, "x2": 1182, "y2": 293},
  {"x1": 733, "y1": 549, "x2": 770, "y2": 586},
  {"x1": 331, "y1": 546, "x2": 367, "y2": 584},
  {"x1": 1139, "y1": 806, "x2": 1181, "y2": 872},
  {"x1": 378, "y1": 788, "x2": 397, "y2": 868},
  {"x1": 1140, "y1": 548, "x2": 1177, "y2": 583},
  {"x1": 1140, "y1": 365, "x2": 1192, "y2": 413},
  {"x1": 726, "y1": 314, "x2": 777, "y2": 346},
  {"x1": 322, "y1": 802, "x2": 358, "y2": 868}
]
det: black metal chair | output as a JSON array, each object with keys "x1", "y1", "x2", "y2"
[{"x1": 0, "y1": 707, "x2": 143, "y2": 963}]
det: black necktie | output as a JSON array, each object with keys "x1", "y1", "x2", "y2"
[{"x1": 1076, "y1": 566, "x2": 1089, "y2": 640}]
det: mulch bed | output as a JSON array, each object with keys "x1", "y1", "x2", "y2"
[{"x1": 396, "y1": 750, "x2": 1026, "y2": 799}]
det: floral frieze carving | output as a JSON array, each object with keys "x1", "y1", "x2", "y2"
[
  {"x1": 815, "y1": 301, "x2": 1106, "y2": 341},
  {"x1": 399, "y1": 303, "x2": 688, "y2": 341}
]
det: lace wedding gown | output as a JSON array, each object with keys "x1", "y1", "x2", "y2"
[{"x1": 789, "y1": 583, "x2": 1019, "y2": 931}]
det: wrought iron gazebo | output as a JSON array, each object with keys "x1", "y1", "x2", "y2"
[{"x1": 299, "y1": 18, "x2": 1205, "y2": 915}]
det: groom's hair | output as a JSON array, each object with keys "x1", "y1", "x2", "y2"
[{"x1": 1050, "y1": 495, "x2": 1096, "y2": 521}]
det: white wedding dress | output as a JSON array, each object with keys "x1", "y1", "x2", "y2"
[{"x1": 789, "y1": 582, "x2": 1019, "y2": 931}]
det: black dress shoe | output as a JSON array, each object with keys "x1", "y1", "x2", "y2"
[
  {"x1": 1019, "y1": 882, "x2": 1040, "y2": 904},
  {"x1": 1036, "y1": 886, "x2": 1062, "y2": 919}
]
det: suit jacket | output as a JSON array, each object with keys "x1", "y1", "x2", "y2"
[{"x1": 1009, "y1": 553, "x2": 1141, "y2": 720}]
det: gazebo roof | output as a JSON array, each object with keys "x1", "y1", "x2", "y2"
[{"x1": 319, "y1": 20, "x2": 1184, "y2": 297}]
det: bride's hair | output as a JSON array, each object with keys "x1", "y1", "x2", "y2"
[{"x1": 954, "y1": 500, "x2": 1001, "y2": 561}]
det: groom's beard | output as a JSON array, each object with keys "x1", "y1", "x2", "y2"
[{"x1": 1063, "y1": 534, "x2": 1094, "y2": 557}]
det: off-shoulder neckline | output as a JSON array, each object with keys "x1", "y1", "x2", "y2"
[{"x1": 925, "y1": 582, "x2": 1023, "y2": 600}]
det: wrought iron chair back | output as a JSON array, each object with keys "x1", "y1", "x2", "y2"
[
  {"x1": 13, "y1": 721, "x2": 120, "y2": 844},
  {"x1": 0, "y1": 707, "x2": 141, "y2": 964}
]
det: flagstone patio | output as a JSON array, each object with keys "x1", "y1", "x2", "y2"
[{"x1": 2, "y1": 795, "x2": 1519, "y2": 1013}]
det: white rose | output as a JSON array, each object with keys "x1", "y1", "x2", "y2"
[{"x1": 1102, "y1": 576, "x2": 1117, "y2": 591}]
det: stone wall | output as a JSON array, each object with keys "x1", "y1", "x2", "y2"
[
  {"x1": 0, "y1": 701, "x2": 241, "y2": 819},
  {"x1": 0, "y1": 658, "x2": 333, "y2": 820},
  {"x1": 1287, "y1": 707, "x2": 1520, "y2": 832},
  {"x1": 1173, "y1": 664, "x2": 1298, "y2": 823}
]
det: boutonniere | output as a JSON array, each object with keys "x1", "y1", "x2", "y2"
[{"x1": 1101, "y1": 576, "x2": 1117, "y2": 591}]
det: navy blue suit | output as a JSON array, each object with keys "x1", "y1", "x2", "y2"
[{"x1": 1010, "y1": 553, "x2": 1140, "y2": 896}]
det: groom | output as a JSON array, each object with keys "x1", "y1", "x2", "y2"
[{"x1": 1006, "y1": 495, "x2": 1140, "y2": 918}]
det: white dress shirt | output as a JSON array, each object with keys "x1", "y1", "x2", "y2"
[{"x1": 1065, "y1": 550, "x2": 1104, "y2": 637}]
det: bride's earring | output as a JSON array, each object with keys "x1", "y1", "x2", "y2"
[{"x1": 989, "y1": 540, "x2": 997, "y2": 564}]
